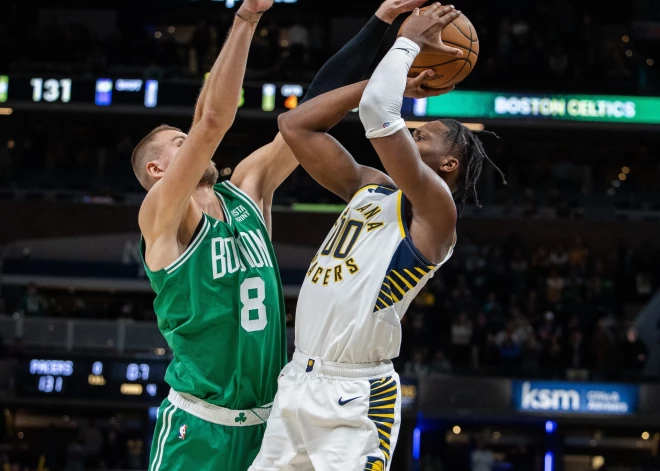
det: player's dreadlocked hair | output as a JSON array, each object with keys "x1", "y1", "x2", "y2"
[{"x1": 438, "y1": 118, "x2": 507, "y2": 216}]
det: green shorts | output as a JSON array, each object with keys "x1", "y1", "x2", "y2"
[{"x1": 148, "y1": 393, "x2": 270, "y2": 471}]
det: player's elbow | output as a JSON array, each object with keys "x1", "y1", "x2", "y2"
[
  {"x1": 359, "y1": 87, "x2": 395, "y2": 138},
  {"x1": 358, "y1": 87, "x2": 379, "y2": 125},
  {"x1": 278, "y1": 111, "x2": 297, "y2": 142},
  {"x1": 199, "y1": 110, "x2": 233, "y2": 135}
]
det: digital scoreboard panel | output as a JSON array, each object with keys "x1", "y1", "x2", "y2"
[
  {"x1": 15, "y1": 357, "x2": 169, "y2": 402},
  {"x1": 3, "y1": 74, "x2": 659, "y2": 125},
  {"x1": 0, "y1": 75, "x2": 421, "y2": 115},
  {"x1": 0, "y1": 75, "x2": 314, "y2": 112}
]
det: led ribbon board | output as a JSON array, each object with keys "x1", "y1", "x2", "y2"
[{"x1": 423, "y1": 91, "x2": 660, "y2": 124}]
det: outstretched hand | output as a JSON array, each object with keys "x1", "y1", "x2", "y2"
[
  {"x1": 404, "y1": 69, "x2": 455, "y2": 98},
  {"x1": 400, "y1": 3, "x2": 463, "y2": 56},
  {"x1": 242, "y1": 0, "x2": 274, "y2": 14},
  {"x1": 376, "y1": 0, "x2": 428, "y2": 24}
]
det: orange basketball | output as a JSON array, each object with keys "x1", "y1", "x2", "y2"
[{"x1": 398, "y1": 7, "x2": 479, "y2": 88}]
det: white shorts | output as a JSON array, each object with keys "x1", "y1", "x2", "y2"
[{"x1": 249, "y1": 350, "x2": 402, "y2": 471}]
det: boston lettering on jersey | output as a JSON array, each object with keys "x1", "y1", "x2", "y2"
[
  {"x1": 211, "y1": 228, "x2": 273, "y2": 279},
  {"x1": 305, "y1": 202, "x2": 386, "y2": 286}
]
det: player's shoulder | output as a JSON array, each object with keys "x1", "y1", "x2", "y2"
[{"x1": 350, "y1": 183, "x2": 399, "y2": 204}]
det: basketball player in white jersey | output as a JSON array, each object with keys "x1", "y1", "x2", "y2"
[{"x1": 250, "y1": 4, "x2": 505, "y2": 471}]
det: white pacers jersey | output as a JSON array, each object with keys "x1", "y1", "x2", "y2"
[{"x1": 296, "y1": 184, "x2": 455, "y2": 364}]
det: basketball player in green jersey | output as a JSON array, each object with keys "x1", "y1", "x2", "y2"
[{"x1": 130, "y1": 0, "x2": 431, "y2": 469}]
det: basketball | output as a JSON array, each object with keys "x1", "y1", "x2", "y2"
[{"x1": 398, "y1": 7, "x2": 479, "y2": 89}]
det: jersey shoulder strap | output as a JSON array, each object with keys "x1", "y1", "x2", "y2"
[{"x1": 350, "y1": 183, "x2": 398, "y2": 206}]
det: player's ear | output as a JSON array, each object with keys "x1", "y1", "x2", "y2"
[
  {"x1": 439, "y1": 155, "x2": 459, "y2": 174},
  {"x1": 146, "y1": 160, "x2": 164, "y2": 179}
]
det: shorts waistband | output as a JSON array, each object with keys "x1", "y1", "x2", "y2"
[
  {"x1": 292, "y1": 350, "x2": 394, "y2": 379},
  {"x1": 167, "y1": 389, "x2": 271, "y2": 427}
]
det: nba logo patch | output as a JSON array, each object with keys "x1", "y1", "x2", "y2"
[
  {"x1": 306, "y1": 359, "x2": 315, "y2": 373},
  {"x1": 178, "y1": 425, "x2": 187, "y2": 440}
]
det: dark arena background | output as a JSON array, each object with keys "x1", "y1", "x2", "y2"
[{"x1": 1, "y1": 0, "x2": 660, "y2": 470}]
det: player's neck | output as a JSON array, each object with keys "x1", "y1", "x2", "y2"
[{"x1": 193, "y1": 185, "x2": 223, "y2": 220}]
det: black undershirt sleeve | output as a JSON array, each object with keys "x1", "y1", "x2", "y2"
[{"x1": 300, "y1": 15, "x2": 391, "y2": 104}]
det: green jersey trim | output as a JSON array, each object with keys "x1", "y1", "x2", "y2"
[
  {"x1": 223, "y1": 181, "x2": 266, "y2": 226},
  {"x1": 214, "y1": 191, "x2": 232, "y2": 227},
  {"x1": 164, "y1": 216, "x2": 211, "y2": 275}
]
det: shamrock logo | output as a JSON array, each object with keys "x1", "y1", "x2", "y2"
[{"x1": 235, "y1": 412, "x2": 247, "y2": 424}]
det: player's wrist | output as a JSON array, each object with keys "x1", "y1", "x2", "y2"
[
  {"x1": 394, "y1": 36, "x2": 422, "y2": 55},
  {"x1": 236, "y1": 5, "x2": 264, "y2": 23},
  {"x1": 375, "y1": 7, "x2": 398, "y2": 25}
]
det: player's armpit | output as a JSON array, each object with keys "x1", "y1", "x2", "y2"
[
  {"x1": 368, "y1": 128, "x2": 456, "y2": 261},
  {"x1": 230, "y1": 133, "x2": 297, "y2": 211}
]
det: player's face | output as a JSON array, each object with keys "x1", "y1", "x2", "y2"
[
  {"x1": 413, "y1": 121, "x2": 458, "y2": 180},
  {"x1": 153, "y1": 130, "x2": 219, "y2": 186}
]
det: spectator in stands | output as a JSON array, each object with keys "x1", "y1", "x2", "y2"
[
  {"x1": 563, "y1": 330, "x2": 587, "y2": 370},
  {"x1": 471, "y1": 438, "x2": 495, "y2": 471},
  {"x1": 65, "y1": 434, "x2": 85, "y2": 471},
  {"x1": 482, "y1": 293, "x2": 503, "y2": 322},
  {"x1": 591, "y1": 318, "x2": 615, "y2": 377},
  {"x1": 542, "y1": 335, "x2": 564, "y2": 378},
  {"x1": 546, "y1": 269, "x2": 565, "y2": 305},
  {"x1": 429, "y1": 350, "x2": 453, "y2": 375},
  {"x1": 569, "y1": 236, "x2": 589, "y2": 270},
  {"x1": 17, "y1": 283, "x2": 48, "y2": 317},
  {"x1": 451, "y1": 312, "x2": 473, "y2": 367},
  {"x1": 101, "y1": 428, "x2": 123, "y2": 469},
  {"x1": 521, "y1": 332, "x2": 542, "y2": 374},
  {"x1": 471, "y1": 312, "x2": 491, "y2": 367},
  {"x1": 549, "y1": 244, "x2": 569, "y2": 269},
  {"x1": 620, "y1": 326, "x2": 648, "y2": 377},
  {"x1": 404, "y1": 348, "x2": 429, "y2": 377},
  {"x1": 495, "y1": 322, "x2": 522, "y2": 368},
  {"x1": 531, "y1": 246, "x2": 550, "y2": 274}
]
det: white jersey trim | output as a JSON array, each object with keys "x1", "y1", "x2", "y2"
[{"x1": 164, "y1": 216, "x2": 210, "y2": 274}]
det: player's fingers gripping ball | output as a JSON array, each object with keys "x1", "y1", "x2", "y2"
[{"x1": 398, "y1": 5, "x2": 479, "y2": 88}]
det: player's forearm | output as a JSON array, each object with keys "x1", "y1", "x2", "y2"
[
  {"x1": 193, "y1": 15, "x2": 259, "y2": 130},
  {"x1": 360, "y1": 37, "x2": 419, "y2": 140}
]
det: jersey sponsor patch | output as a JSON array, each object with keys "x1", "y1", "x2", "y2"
[{"x1": 231, "y1": 204, "x2": 250, "y2": 222}]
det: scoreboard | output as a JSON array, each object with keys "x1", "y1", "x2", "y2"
[
  {"x1": 0, "y1": 75, "x2": 312, "y2": 112},
  {"x1": 0, "y1": 74, "x2": 419, "y2": 116},
  {"x1": 16, "y1": 357, "x2": 169, "y2": 402}
]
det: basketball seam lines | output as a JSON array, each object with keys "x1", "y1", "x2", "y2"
[
  {"x1": 443, "y1": 22, "x2": 475, "y2": 86},
  {"x1": 440, "y1": 39, "x2": 479, "y2": 52},
  {"x1": 450, "y1": 21, "x2": 478, "y2": 42},
  {"x1": 410, "y1": 57, "x2": 474, "y2": 69}
]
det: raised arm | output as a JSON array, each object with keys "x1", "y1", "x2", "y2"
[
  {"x1": 140, "y1": 1, "x2": 270, "y2": 239},
  {"x1": 278, "y1": 81, "x2": 393, "y2": 202},
  {"x1": 359, "y1": 4, "x2": 461, "y2": 260},
  {"x1": 231, "y1": 0, "x2": 429, "y2": 217}
]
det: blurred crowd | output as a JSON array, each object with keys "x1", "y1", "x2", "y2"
[
  {"x1": 0, "y1": 0, "x2": 657, "y2": 93},
  {"x1": 2, "y1": 234, "x2": 658, "y2": 381},
  {"x1": 2, "y1": 119, "x2": 660, "y2": 215},
  {"x1": 0, "y1": 415, "x2": 150, "y2": 471},
  {"x1": 397, "y1": 235, "x2": 657, "y2": 380}
]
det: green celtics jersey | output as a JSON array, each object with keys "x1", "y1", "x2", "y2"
[{"x1": 141, "y1": 181, "x2": 287, "y2": 410}]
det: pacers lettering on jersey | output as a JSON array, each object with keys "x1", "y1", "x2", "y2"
[
  {"x1": 211, "y1": 229, "x2": 273, "y2": 279},
  {"x1": 304, "y1": 202, "x2": 386, "y2": 286}
]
